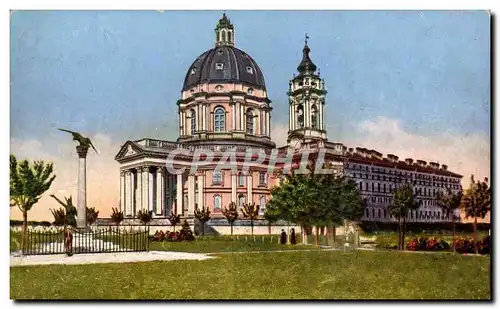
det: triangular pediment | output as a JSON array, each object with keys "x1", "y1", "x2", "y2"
[{"x1": 114, "y1": 141, "x2": 143, "y2": 161}]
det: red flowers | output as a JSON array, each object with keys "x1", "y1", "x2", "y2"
[
  {"x1": 149, "y1": 230, "x2": 182, "y2": 242},
  {"x1": 406, "y1": 236, "x2": 490, "y2": 254}
]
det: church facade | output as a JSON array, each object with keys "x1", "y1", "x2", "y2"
[{"x1": 115, "y1": 14, "x2": 463, "y2": 230}]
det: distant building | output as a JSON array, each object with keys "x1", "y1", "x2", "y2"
[{"x1": 115, "y1": 14, "x2": 463, "y2": 230}]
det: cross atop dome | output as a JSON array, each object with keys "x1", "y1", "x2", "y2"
[{"x1": 215, "y1": 12, "x2": 235, "y2": 46}]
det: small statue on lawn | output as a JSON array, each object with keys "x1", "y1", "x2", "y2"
[
  {"x1": 290, "y1": 228, "x2": 296, "y2": 245},
  {"x1": 280, "y1": 229, "x2": 287, "y2": 245}
]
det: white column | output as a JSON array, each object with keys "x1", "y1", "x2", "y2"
[
  {"x1": 235, "y1": 101, "x2": 240, "y2": 131},
  {"x1": 176, "y1": 173, "x2": 183, "y2": 216},
  {"x1": 76, "y1": 147, "x2": 88, "y2": 228},
  {"x1": 125, "y1": 171, "x2": 132, "y2": 216},
  {"x1": 141, "y1": 167, "x2": 149, "y2": 211},
  {"x1": 180, "y1": 110, "x2": 184, "y2": 136},
  {"x1": 148, "y1": 168, "x2": 154, "y2": 212},
  {"x1": 156, "y1": 168, "x2": 164, "y2": 216},
  {"x1": 231, "y1": 104, "x2": 236, "y2": 130},
  {"x1": 120, "y1": 171, "x2": 125, "y2": 214},
  {"x1": 198, "y1": 173, "x2": 205, "y2": 209},
  {"x1": 203, "y1": 104, "x2": 207, "y2": 131},
  {"x1": 188, "y1": 174, "x2": 196, "y2": 215},
  {"x1": 241, "y1": 103, "x2": 245, "y2": 132},
  {"x1": 289, "y1": 105, "x2": 292, "y2": 131},
  {"x1": 319, "y1": 101, "x2": 324, "y2": 130},
  {"x1": 247, "y1": 173, "x2": 253, "y2": 205},
  {"x1": 266, "y1": 111, "x2": 270, "y2": 136},
  {"x1": 231, "y1": 173, "x2": 237, "y2": 203},
  {"x1": 136, "y1": 168, "x2": 143, "y2": 215},
  {"x1": 304, "y1": 99, "x2": 309, "y2": 127}
]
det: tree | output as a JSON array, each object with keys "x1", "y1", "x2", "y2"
[
  {"x1": 168, "y1": 213, "x2": 181, "y2": 232},
  {"x1": 50, "y1": 194, "x2": 77, "y2": 227},
  {"x1": 222, "y1": 202, "x2": 239, "y2": 236},
  {"x1": 436, "y1": 188, "x2": 462, "y2": 252},
  {"x1": 50, "y1": 208, "x2": 67, "y2": 226},
  {"x1": 263, "y1": 208, "x2": 279, "y2": 235},
  {"x1": 461, "y1": 175, "x2": 490, "y2": 254},
  {"x1": 86, "y1": 207, "x2": 99, "y2": 226},
  {"x1": 241, "y1": 202, "x2": 260, "y2": 236},
  {"x1": 194, "y1": 206, "x2": 211, "y2": 236},
  {"x1": 10, "y1": 155, "x2": 56, "y2": 250},
  {"x1": 137, "y1": 209, "x2": 153, "y2": 225},
  {"x1": 110, "y1": 207, "x2": 124, "y2": 226},
  {"x1": 389, "y1": 183, "x2": 419, "y2": 250}
]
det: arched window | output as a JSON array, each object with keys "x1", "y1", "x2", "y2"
[
  {"x1": 221, "y1": 30, "x2": 226, "y2": 42},
  {"x1": 238, "y1": 194, "x2": 245, "y2": 207},
  {"x1": 378, "y1": 209, "x2": 381, "y2": 218},
  {"x1": 238, "y1": 173, "x2": 245, "y2": 186},
  {"x1": 311, "y1": 104, "x2": 318, "y2": 129},
  {"x1": 384, "y1": 209, "x2": 387, "y2": 218},
  {"x1": 190, "y1": 109, "x2": 196, "y2": 134},
  {"x1": 228, "y1": 31, "x2": 232, "y2": 43},
  {"x1": 297, "y1": 105, "x2": 304, "y2": 128},
  {"x1": 246, "y1": 109, "x2": 254, "y2": 134},
  {"x1": 217, "y1": 31, "x2": 220, "y2": 42},
  {"x1": 259, "y1": 195, "x2": 266, "y2": 213},
  {"x1": 214, "y1": 195, "x2": 221, "y2": 210},
  {"x1": 214, "y1": 107, "x2": 225, "y2": 132}
]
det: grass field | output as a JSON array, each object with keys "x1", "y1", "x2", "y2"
[{"x1": 10, "y1": 250, "x2": 490, "y2": 300}]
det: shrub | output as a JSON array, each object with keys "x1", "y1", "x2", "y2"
[
  {"x1": 137, "y1": 209, "x2": 153, "y2": 225},
  {"x1": 179, "y1": 220, "x2": 195, "y2": 241}
]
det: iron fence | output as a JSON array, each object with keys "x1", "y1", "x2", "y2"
[{"x1": 21, "y1": 226, "x2": 150, "y2": 255}]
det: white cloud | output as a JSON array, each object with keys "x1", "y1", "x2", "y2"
[{"x1": 270, "y1": 123, "x2": 288, "y2": 147}]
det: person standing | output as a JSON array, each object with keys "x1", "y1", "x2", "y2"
[
  {"x1": 290, "y1": 228, "x2": 296, "y2": 245},
  {"x1": 280, "y1": 229, "x2": 287, "y2": 245}
]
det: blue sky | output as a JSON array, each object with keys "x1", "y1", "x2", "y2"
[{"x1": 11, "y1": 10, "x2": 490, "y2": 142}]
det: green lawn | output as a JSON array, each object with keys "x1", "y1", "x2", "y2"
[{"x1": 10, "y1": 250, "x2": 490, "y2": 300}]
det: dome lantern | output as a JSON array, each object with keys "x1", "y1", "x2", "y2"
[{"x1": 215, "y1": 13, "x2": 235, "y2": 47}]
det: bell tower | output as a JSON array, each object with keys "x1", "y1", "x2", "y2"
[{"x1": 287, "y1": 35, "x2": 327, "y2": 148}]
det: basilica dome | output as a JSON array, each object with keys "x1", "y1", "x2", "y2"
[{"x1": 182, "y1": 45, "x2": 266, "y2": 91}]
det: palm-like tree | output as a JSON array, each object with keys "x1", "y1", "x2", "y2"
[
  {"x1": 168, "y1": 213, "x2": 181, "y2": 232},
  {"x1": 10, "y1": 155, "x2": 56, "y2": 250},
  {"x1": 222, "y1": 202, "x2": 238, "y2": 236},
  {"x1": 241, "y1": 202, "x2": 260, "y2": 236},
  {"x1": 194, "y1": 206, "x2": 211, "y2": 236},
  {"x1": 137, "y1": 209, "x2": 153, "y2": 225},
  {"x1": 436, "y1": 188, "x2": 462, "y2": 252},
  {"x1": 461, "y1": 175, "x2": 490, "y2": 254},
  {"x1": 389, "y1": 183, "x2": 419, "y2": 250},
  {"x1": 110, "y1": 207, "x2": 124, "y2": 226}
]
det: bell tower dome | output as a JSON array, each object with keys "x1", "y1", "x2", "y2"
[{"x1": 287, "y1": 35, "x2": 327, "y2": 147}]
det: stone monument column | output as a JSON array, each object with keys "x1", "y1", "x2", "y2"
[{"x1": 76, "y1": 145, "x2": 89, "y2": 228}]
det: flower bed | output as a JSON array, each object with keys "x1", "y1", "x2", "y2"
[
  {"x1": 406, "y1": 236, "x2": 490, "y2": 254},
  {"x1": 149, "y1": 230, "x2": 194, "y2": 242}
]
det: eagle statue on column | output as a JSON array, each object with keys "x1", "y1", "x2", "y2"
[{"x1": 58, "y1": 128, "x2": 98, "y2": 154}]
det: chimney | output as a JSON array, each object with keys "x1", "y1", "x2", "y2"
[
  {"x1": 387, "y1": 154, "x2": 399, "y2": 163},
  {"x1": 405, "y1": 158, "x2": 413, "y2": 165},
  {"x1": 416, "y1": 160, "x2": 427, "y2": 167},
  {"x1": 429, "y1": 162, "x2": 439, "y2": 169},
  {"x1": 441, "y1": 164, "x2": 448, "y2": 171}
]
